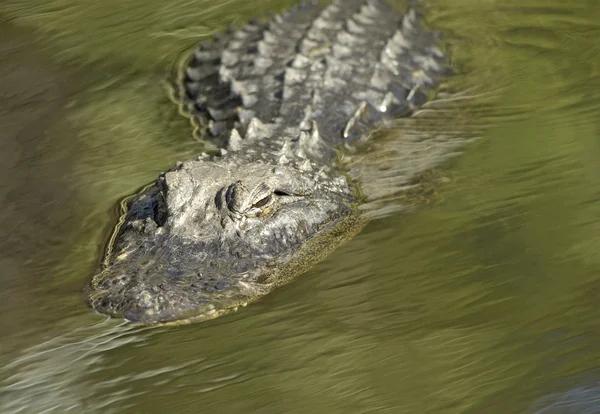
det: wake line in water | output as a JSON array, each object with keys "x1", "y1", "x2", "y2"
[{"x1": 350, "y1": 86, "x2": 496, "y2": 219}]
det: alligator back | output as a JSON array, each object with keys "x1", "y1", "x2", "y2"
[
  {"x1": 86, "y1": 0, "x2": 452, "y2": 325},
  {"x1": 178, "y1": 0, "x2": 448, "y2": 151}
]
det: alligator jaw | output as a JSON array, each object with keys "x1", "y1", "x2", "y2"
[
  {"x1": 87, "y1": 259, "x2": 272, "y2": 325},
  {"x1": 87, "y1": 208, "x2": 366, "y2": 326}
]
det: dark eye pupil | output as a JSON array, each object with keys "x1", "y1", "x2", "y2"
[{"x1": 252, "y1": 195, "x2": 271, "y2": 209}]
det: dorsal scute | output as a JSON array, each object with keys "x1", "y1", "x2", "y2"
[
  {"x1": 228, "y1": 129, "x2": 243, "y2": 151},
  {"x1": 178, "y1": 0, "x2": 449, "y2": 159},
  {"x1": 178, "y1": 2, "x2": 324, "y2": 148}
]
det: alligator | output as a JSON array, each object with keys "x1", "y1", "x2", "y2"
[{"x1": 85, "y1": 0, "x2": 449, "y2": 324}]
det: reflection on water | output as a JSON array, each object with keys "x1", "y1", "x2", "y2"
[
  {"x1": 532, "y1": 379, "x2": 600, "y2": 414},
  {"x1": 1, "y1": 0, "x2": 600, "y2": 412},
  {"x1": 1, "y1": 320, "x2": 152, "y2": 413}
]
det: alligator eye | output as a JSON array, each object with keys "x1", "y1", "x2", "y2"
[{"x1": 252, "y1": 194, "x2": 272, "y2": 209}]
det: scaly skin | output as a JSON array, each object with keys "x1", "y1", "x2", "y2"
[{"x1": 86, "y1": 0, "x2": 449, "y2": 324}]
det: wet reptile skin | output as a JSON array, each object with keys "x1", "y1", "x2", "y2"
[{"x1": 86, "y1": 0, "x2": 449, "y2": 324}]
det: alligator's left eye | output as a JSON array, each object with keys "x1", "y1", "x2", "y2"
[{"x1": 252, "y1": 194, "x2": 272, "y2": 209}]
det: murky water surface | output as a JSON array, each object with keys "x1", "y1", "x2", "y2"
[{"x1": 1, "y1": 0, "x2": 600, "y2": 412}]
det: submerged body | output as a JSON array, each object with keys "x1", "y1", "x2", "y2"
[{"x1": 86, "y1": 0, "x2": 449, "y2": 324}]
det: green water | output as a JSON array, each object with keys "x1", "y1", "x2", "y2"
[{"x1": 1, "y1": 0, "x2": 600, "y2": 412}]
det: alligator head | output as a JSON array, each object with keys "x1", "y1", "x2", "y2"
[{"x1": 86, "y1": 153, "x2": 363, "y2": 324}]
